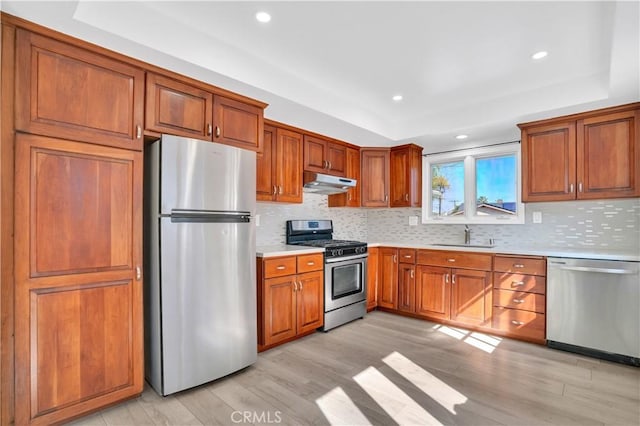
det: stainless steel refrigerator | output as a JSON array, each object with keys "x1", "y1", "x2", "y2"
[{"x1": 144, "y1": 135, "x2": 257, "y2": 396}]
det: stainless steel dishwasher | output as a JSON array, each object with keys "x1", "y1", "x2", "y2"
[{"x1": 547, "y1": 257, "x2": 640, "y2": 366}]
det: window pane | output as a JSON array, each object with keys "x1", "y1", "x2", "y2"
[
  {"x1": 475, "y1": 155, "x2": 517, "y2": 216},
  {"x1": 431, "y1": 161, "x2": 464, "y2": 217}
]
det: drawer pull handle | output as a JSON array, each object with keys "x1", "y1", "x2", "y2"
[
  {"x1": 207, "y1": 123, "x2": 213, "y2": 135},
  {"x1": 404, "y1": 255, "x2": 412, "y2": 258},
  {"x1": 299, "y1": 281, "x2": 303, "y2": 291},
  {"x1": 511, "y1": 320, "x2": 524, "y2": 326},
  {"x1": 276, "y1": 266, "x2": 286, "y2": 270},
  {"x1": 445, "y1": 274, "x2": 449, "y2": 284},
  {"x1": 215, "y1": 126, "x2": 221, "y2": 138},
  {"x1": 512, "y1": 281, "x2": 525, "y2": 286},
  {"x1": 513, "y1": 264, "x2": 525, "y2": 268},
  {"x1": 307, "y1": 261, "x2": 315, "y2": 266},
  {"x1": 293, "y1": 281, "x2": 298, "y2": 291},
  {"x1": 447, "y1": 258, "x2": 456, "y2": 263},
  {"x1": 513, "y1": 299, "x2": 525, "y2": 304}
]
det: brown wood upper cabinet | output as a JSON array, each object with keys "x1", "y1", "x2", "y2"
[
  {"x1": 303, "y1": 135, "x2": 346, "y2": 176},
  {"x1": 15, "y1": 28, "x2": 145, "y2": 150},
  {"x1": 146, "y1": 73, "x2": 264, "y2": 151},
  {"x1": 257, "y1": 123, "x2": 303, "y2": 203},
  {"x1": 328, "y1": 146, "x2": 361, "y2": 207},
  {"x1": 361, "y1": 148, "x2": 390, "y2": 207},
  {"x1": 520, "y1": 103, "x2": 640, "y2": 202},
  {"x1": 390, "y1": 144, "x2": 423, "y2": 207},
  {"x1": 145, "y1": 73, "x2": 213, "y2": 140}
]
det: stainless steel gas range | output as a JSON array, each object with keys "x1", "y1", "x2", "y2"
[{"x1": 286, "y1": 220, "x2": 367, "y2": 331}]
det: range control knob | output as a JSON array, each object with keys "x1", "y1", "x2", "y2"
[
  {"x1": 331, "y1": 249, "x2": 338, "y2": 256},
  {"x1": 338, "y1": 249, "x2": 344, "y2": 256}
]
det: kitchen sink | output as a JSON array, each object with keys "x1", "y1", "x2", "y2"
[{"x1": 432, "y1": 243, "x2": 495, "y2": 249}]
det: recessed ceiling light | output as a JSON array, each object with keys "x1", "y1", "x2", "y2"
[
  {"x1": 456, "y1": 134, "x2": 468, "y2": 140},
  {"x1": 256, "y1": 12, "x2": 271, "y2": 23},
  {"x1": 532, "y1": 51, "x2": 548, "y2": 60},
  {"x1": 392, "y1": 95, "x2": 403, "y2": 101}
]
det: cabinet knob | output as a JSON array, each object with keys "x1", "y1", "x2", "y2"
[{"x1": 215, "y1": 126, "x2": 221, "y2": 138}]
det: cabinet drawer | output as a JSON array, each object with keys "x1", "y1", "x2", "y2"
[
  {"x1": 417, "y1": 250, "x2": 492, "y2": 271},
  {"x1": 493, "y1": 290, "x2": 545, "y2": 313},
  {"x1": 494, "y1": 255, "x2": 546, "y2": 276},
  {"x1": 297, "y1": 254, "x2": 324, "y2": 273},
  {"x1": 492, "y1": 307, "x2": 545, "y2": 341},
  {"x1": 398, "y1": 249, "x2": 416, "y2": 264},
  {"x1": 493, "y1": 273, "x2": 546, "y2": 294},
  {"x1": 264, "y1": 257, "x2": 297, "y2": 278}
]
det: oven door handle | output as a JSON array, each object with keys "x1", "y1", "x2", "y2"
[{"x1": 325, "y1": 254, "x2": 369, "y2": 263}]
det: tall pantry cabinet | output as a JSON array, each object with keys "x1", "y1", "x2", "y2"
[{"x1": 3, "y1": 21, "x2": 144, "y2": 425}]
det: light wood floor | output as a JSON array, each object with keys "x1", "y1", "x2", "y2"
[{"x1": 70, "y1": 311, "x2": 640, "y2": 426}]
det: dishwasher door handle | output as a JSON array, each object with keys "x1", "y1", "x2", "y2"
[{"x1": 558, "y1": 266, "x2": 636, "y2": 275}]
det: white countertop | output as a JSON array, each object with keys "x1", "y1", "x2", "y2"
[
  {"x1": 256, "y1": 245, "x2": 325, "y2": 258},
  {"x1": 366, "y1": 242, "x2": 640, "y2": 262}
]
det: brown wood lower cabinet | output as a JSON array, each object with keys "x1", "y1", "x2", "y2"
[
  {"x1": 378, "y1": 248, "x2": 398, "y2": 309},
  {"x1": 14, "y1": 133, "x2": 143, "y2": 425},
  {"x1": 415, "y1": 265, "x2": 450, "y2": 320},
  {"x1": 397, "y1": 263, "x2": 415, "y2": 313},
  {"x1": 366, "y1": 247, "x2": 379, "y2": 311},
  {"x1": 257, "y1": 254, "x2": 324, "y2": 350}
]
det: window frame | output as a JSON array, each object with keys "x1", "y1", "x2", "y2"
[{"x1": 422, "y1": 143, "x2": 525, "y2": 224}]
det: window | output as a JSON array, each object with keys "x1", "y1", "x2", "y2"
[{"x1": 422, "y1": 143, "x2": 524, "y2": 224}]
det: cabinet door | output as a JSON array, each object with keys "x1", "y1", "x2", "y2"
[
  {"x1": 14, "y1": 133, "x2": 143, "y2": 425},
  {"x1": 390, "y1": 147, "x2": 410, "y2": 206},
  {"x1": 303, "y1": 135, "x2": 327, "y2": 173},
  {"x1": 397, "y1": 264, "x2": 416, "y2": 313},
  {"x1": 275, "y1": 128, "x2": 303, "y2": 203},
  {"x1": 263, "y1": 276, "x2": 297, "y2": 346},
  {"x1": 378, "y1": 248, "x2": 398, "y2": 309},
  {"x1": 521, "y1": 122, "x2": 576, "y2": 201},
  {"x1": 450, "y1": 268, "x2": 492, "y2": 326},
  {"x1": 577, "y1": 109, "x2": 640, "y2": 199},
  {"x1": 15, "y1": 29, "x2": 144, "y2": 150},
  {"x1": 361, "y1": 149, "x2": 390, "y2": 207},
  {"x1": 328, "y1": 146, "x2": 360, "y2": 207},
  {"x1": 296, "y1": 271, "x2": 324, "y2": 334},
  {"x1": 326, "y1": 142, "x2": 347, "y2": 176},
  {"x1": 366, "y1": 247, "x2": 379, "y2": 310},
  {"x1": 145, "y1": 73, "x2": 213, "y2": 140},
  {"x1": 415, "y1": 265, "x2": 450, "y2": 320},
  {"x1": 213, "y1": 95, "x2": 264, "y2": 151},
  {"x1": 257, "y1": 125, "x2": 276, "y2": 201}
]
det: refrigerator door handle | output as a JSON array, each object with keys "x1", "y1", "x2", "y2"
[{"x1": 169, "y1": 210, "x2": 251, "y2": 223}]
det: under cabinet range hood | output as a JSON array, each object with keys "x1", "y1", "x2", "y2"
[{"x1": 303, "y1": 171, "x2": 356, "y2": 195}]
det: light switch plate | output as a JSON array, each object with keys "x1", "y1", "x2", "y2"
[
  {"x1": 255, "y1": 214, "x2": 260, "y2": 227},
  {"x1": 532, "y1": 211, "x2": 542, "y2": 224},
  {"x1": 409, "y1": 216, "x2": 419, "y2": 226}
]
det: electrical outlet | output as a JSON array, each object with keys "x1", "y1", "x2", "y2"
[
  {"x1": 255, "y1": 214, "x2": 260, "y2": 227},
  {"x1": 532, "y1": 211, "x2": 542, "y2": 224},
  {"x1": 409, "y1": 216, "x2": 419, "y2": 226}
]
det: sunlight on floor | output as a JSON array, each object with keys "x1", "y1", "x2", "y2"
[
  {"x1": 382, "y1": 351, "x2": 467, "y2": 415},
  {"x1": 315, "y1": 386, "x2": 372, "y2": 426},
  {"x1": 353, "y1": 366, "x2": 443, "y2": 425},
  {"x1": 432, "y1": 325, "x2": 502, "y2": 353}
]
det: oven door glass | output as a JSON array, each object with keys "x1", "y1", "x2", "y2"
[{"x1": 332, "y1": 262, "x2": 363, "y2": 298}]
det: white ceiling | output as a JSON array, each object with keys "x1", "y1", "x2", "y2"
[{"x1": 2, "y1": 1, "x2": 639, "y2": 151}]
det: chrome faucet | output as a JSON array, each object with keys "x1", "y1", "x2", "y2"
[{"x1": 464, "y1": 225, "x2": 471, "y2": 245}]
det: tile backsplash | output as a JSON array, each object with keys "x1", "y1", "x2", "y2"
[
  {"x1": 257, "y1": 197, "x2": 640, "y2": 254},
  {"x1": 256, "y1": 194, "x2": 367, "y2": 246}
]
